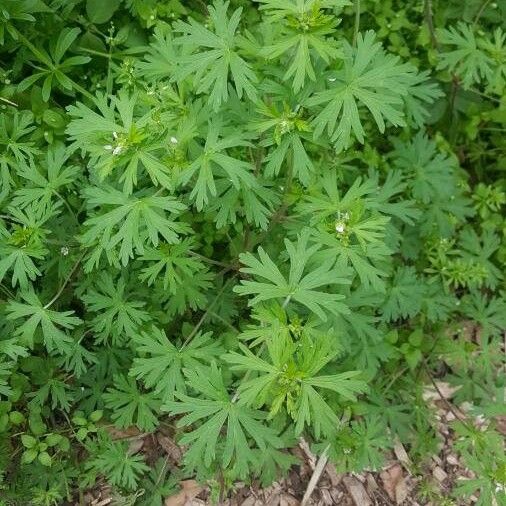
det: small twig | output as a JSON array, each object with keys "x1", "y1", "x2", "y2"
[
  {"x1": 188, "y1": 250, "x2": 233, "y2": 269},
  {"x1": 195, "y1": 0, "x2": 209, "y2": 16},
  {"x1": 383, "y1": 365, "x2": 409, "y2": 394},
  {"x1": 53, "y1": 189, "x2": 79, "y2": 224},
  {"x1": 153, "y1": 456, "x2": 170, "y2": 489},
  {"x1": 209, "y1": 310, "x2": 239, "y2": 333},
  {"x1": 301, "y1": 445, "x2": 330, "y2": 506},
  {"x1": 423, "y1": 364, "x2": 467, "y2": 424},
  {"x1": 44, "y1": 253, "x2": 84, "y2": 309},
  {"x1": 0, "y1": 96, "x2": 18, "y2": 107}
]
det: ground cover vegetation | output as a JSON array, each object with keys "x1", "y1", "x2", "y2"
[{"x1": 0, "y1": 0, "x2": 505, "y2": 504}]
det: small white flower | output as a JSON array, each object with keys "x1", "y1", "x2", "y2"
[
  {"x1": 335, "y1": 222, "x2": 346, "y2": 234},
  {"x1": 60, "y1": 246, "x2": 69, "y2": 256},
  {"x1": 328, "y1": 77, "x2": 336, "y2": 82},
  {"x1": 112, "y1": 145, "x2": 123, "y2": 156},
  {"x1": 112, "y1": 131, "x2": 118, "y2": 139},
  {"x1": 170, "y1": 136, "x2": 178, "y2": 144},
  {"x1": 104, "y1": 144, "x2": 113, "y2": 151}
]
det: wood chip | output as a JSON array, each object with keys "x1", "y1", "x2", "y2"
[
  {"x1": 330, "y1": 489, "x2": 343, "y2": 502},
  {"x1": 432, "y1": 455, "x2": 443, "y2": 466},
  {"x1": 324, "y1": 463, "x2": 342, "y2": 487},
  {"x1": 393, "y1": 439, "x2": 412, "y2": 468},
  {"x1": 447, "y1": 454, "x2": 459, "y2": 466},
  {"x1": 279, "y1": 493, "x2": 299, "y2": 506},
  {"x1": 432, "y1": 466, "x2": 448, "y2": 483},
  {"x1": 343, "y1": 476, "x2": 372, "y2": 506},
  {"x1": 366, "y1": 474, "x2": 378, "y2": 493},
  {"x1": 320, "y1": 489, "x2": 333, "y2": 505},
  {"x1": 298, "y1": 437, "x2": 317, "y2": 470}
]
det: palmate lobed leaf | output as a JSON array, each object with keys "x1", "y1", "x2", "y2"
[
  {"x1": 103, "y1": 375, "x2": 160, "y2": 432},
  {"x1": 225, "y1": 336, "x2": 367, "y2": 437},
  {"x1": 234, "y1": 228, "x2": 350, "y2": 320},
  {"x1": 162, "y1": 363, "x2": 282, "y2": 477},
  {"x1": 80, "y1": 186, "x2": 189, "y2": 269},
  {"x1": 130, "y1": 326, "x2": 223, "y2": 401},
  {"x1": 6, "y1": 291, "x2": 82, "y2": 355},
  {"x1": 308, "y1": 31, "x2": 433, "y2": 151},
  {"x1": 85, "y1": 435, "x2": 150, "y2": 490},
  {"x1": 172, "y1": 0, "x2": 257, "y2": 109},
  {"x1": 257, "y1": 0, "x2": 347, "y2": 92}
]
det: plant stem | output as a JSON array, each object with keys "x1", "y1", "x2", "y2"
[
  {"x1": 424, "y1": 0, "x2": 438, "y2": 49},
  {"x1": 44, "y1": 252, "x2": 84, "y2": 309},
  {"x1": 473, "y1": 0, "x2": 492, "y2": 27},
  {"x1": 179, "y1": 275, "x2": 235, "y2": 350},
  {"x1": 188, "y1": 250, "x2": 232, "y2": 268},
  {"x1": 353, "y1": 0, "x2": 361, "y2": 47},
  {"x1": 53, "y1": 190, "x2": 79, "y2": 224},
  {"x1": 209, "y1": 310, "x2": 240, "y2": 333}
]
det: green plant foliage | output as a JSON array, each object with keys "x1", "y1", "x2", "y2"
[{"x1": 0, "y1": 0, "x2": 504, "y2": 504}]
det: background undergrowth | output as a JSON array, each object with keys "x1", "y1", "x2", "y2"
[{"x1": 0, "y1": 0, "x2": 504, "y2": 505}]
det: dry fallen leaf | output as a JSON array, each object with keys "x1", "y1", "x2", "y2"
[
  {"x1": 380, "y1": 464, "x2": 409, "y2": 504},
  {"x1": 103, "y1": 425, "x2": 141, "y2": 439},
  {"x1": 127, "y1": 437, "x2": 144, "y2": 455},
  {"x1": 164, "y1": 479, "x2": 203, "y2": 506},
  {"x1": 343, "y1": 476, "x2": 372, "y2": 506},
  {"x1": 158, "y1": 434, "x2": 183, "y2": 462},
  {"x1": 395, "y1": 477, "x2": 409, "y2": 504}
]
